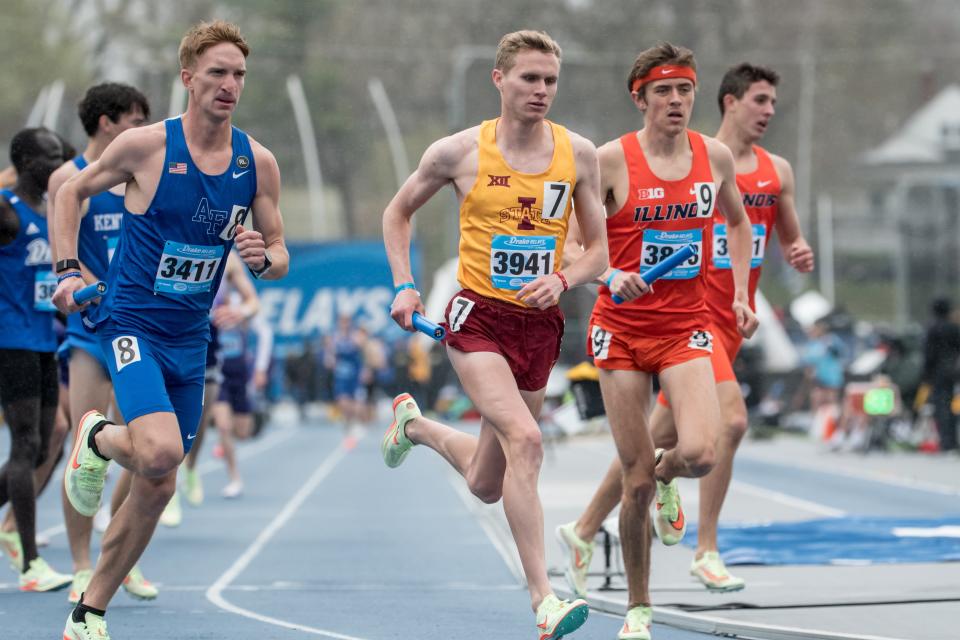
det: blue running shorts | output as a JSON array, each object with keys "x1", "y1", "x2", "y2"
[{"x1": 99, "y1": 329, "x2": 207, "y2": 453}]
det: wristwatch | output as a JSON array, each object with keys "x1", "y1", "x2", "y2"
[
  {"x1": 250, "y1": 250, "x2": 273, "y2": 279},
  {"x1": 55, "y1": 258, "x2": 80, "y2": 274}
]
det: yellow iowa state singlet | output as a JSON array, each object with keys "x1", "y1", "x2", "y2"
[{"x1": 457, "y1": 118, "x2": 577, "y2": 306}]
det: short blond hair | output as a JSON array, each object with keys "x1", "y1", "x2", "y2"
[
  {"x1": 627, "y1": 42, "x2": 696, "y2": 96},
  {"x1": 179, "y1": 20, "x2": 250, "y2": 69},
  {"x1": 495, "y1": 30, "x2": 561, "y2": 72}
]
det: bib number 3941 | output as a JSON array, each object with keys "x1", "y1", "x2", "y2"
[
  {"x1": 154, "y1": 241, "x2": 224, "y2": 294},
  {"x1": 490, "y1": 235, "x2": 556, "y2": 290}
]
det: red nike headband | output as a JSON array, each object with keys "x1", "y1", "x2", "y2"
[{"x1": 631, "y1": 65, "x2": 697, "y2": 93}]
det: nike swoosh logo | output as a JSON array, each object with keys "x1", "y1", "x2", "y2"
[
  {"x1": 661, "y1": 69, "x2": 675, "y2": 74},
  {"x1": 671, "y1": 507, "x2": 685, "y2": 531},
  {"x1": 757, "y1": 180, "x2": 772, "y2": 187},
  {"x1": 187, "y1": 433, "x2": 197, "y2": 440},
  {"x1": 232, "y1": 170, "x2": 249, "y2": 179}
]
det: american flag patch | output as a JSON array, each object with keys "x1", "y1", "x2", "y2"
[{"x1": 168, "y1": 162, "x2": 187, "y2": 174}]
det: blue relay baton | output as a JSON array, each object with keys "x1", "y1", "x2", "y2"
[
  {"x1": 73, "y1": 281, "x2": 107, "y2": 305},
  {"x1": 412, "y1": 311, "x2": 446, "y2": 341},
  {"x1": 612, "y1": 244, "x2": 697, "y2": 304}
]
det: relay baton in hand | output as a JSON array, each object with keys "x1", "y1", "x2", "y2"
[
  {"x1": 612, "y1": 244, "x2": 696, "y2": 304},
  {"x1": 412, "y1": 311, "x2": 446, "y2": 341},
  {"x1": 73, "y1": 281, "x2": 107, "y2": 305}
]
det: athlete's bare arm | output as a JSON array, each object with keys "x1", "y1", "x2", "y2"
[
  {"x1": 707, "y1": 137, "x2": 758, "y2": 338},
  {"x1": 213, "y1": 251, "x2": 260, "y2": 329},
  {"x1": 51, "y1": 126, "x2": 164, "y2": 314},
  {"x1": 517, "y1": 133, "x2": 607, "y2": 309},
  {"x1": 237, "y1": 140, "x2": 288, "y2": 280},
  {"x1": 770, "y1": 154, "x2": 814, "y2": 273},
  {"x1": 384, "y1": 129, "x2": 478, "y2": 331},
  {"x1": 46, "y1": 161, "x2": 94, "y2": 278},
  {"x1": 586, "y1": 139, "x2": 652, "y2": 302}
]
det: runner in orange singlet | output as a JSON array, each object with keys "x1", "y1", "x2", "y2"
[
  {"x1": 557, "y1": 63, "x2": 814, "y2": 602},
  {"x1": 559, "y1": 44, "x2": 757, "y2": 640},
  {"x1": 381, "y1": 31, "x2": 607, "y2": 639}
]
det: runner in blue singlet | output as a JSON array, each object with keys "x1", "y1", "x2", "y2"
[
  {"x1": 52, "y1": 21, "x2": 289, "y2": 640},
  {"x1": 46, "y1": 81, "x2": 155, "y2": 605},
  {"x1": 0, "y1": 127, "x2": 72, "y2": 592}
]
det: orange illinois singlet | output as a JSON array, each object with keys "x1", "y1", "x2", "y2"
[
  {"x1": 591, "y1": 129, "x2": 716, "y2": 338},
  {"x1": 456, "y1": 119, "x2": 577, "y2": 306},
  {"x1": 706, "y1": 144, "x2": 781, "y2": 357}
]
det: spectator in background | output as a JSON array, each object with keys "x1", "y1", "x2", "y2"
[
  {"x1": 325, "y1": 314, "x2": 365, "y2": 431},
  {"x1": 359, "y1": 328, "x2": 388, "y2": 423},
  {"x1": 799, "y1": 317, "x2": 848, "y2": 440},
  {"x1": 879, "y1": 335, "x2": 923, "y2": 416},
  {"x1": 802, "y1": 318, "x2": 847, "y2": 408},
  {"x1": 922, "y1": 297, "x2": 960, "y2": 452}
]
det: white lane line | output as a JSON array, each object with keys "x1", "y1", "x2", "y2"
[
  {"x1": 446, "y1": 471, "x2": 527, "y2": 586},
  {"x1": 37, "y1": 523, "x2": 66, "y2": 540},
  {"x1": 205, "y1": 442, "x2": 365, "y2": 639},
  {"x1": 741, "y1": 453, "x2": 960, "y2": 497},
  {"x1": 37, "y1": 426, "x2": 297, "y2": 543},
  {"x1": 730, "y1": 480, "x2": 847, "y2": 517}
]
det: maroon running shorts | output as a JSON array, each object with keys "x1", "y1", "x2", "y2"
[{"x1": 440, "y1": 289, "x2": 564, "y2": 391}]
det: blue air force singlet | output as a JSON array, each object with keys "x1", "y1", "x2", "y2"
[
  {"x1": 0, "y1": 189, "x2": 55, "y2": 351},
  {"x1": 67, "y1": 155, "x2": 124, "y2": 339},
  {"x1": 89, "y1": 117, "x2": 257, "y2": 341}
]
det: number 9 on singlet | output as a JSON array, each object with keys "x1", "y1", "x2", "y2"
[{"x1": 154, "y1": 241, "x2": 224, "y2": 294}]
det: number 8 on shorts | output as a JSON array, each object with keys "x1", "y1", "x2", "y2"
[{"x1": 112, "y1": 336, "x2": 142, "y2": 372}]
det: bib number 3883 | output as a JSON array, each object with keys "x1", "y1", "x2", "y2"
[
  {"x1": 640, "y1": 229, "x2": 702, "y2": 280},
  {"x1": 154, "y1": 241, "x2": 224, "y2": 294}
]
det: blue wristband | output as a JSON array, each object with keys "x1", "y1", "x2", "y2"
[
  {"x1": 394, "y1": 282, "x2": 417, "y2": 293},
  {"x1": 605, "y1": 269, "x2": 622, "y2": 288},
  {"x1": 57, "y1": 271, "x2": 82, "y2": 284}
]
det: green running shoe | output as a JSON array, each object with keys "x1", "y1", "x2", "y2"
[
  {"x1": 64, "y1": 411, "x2": 111, "y2": 517},
  {"x1": 183, "y1": 467, "x2": 204, "y2": 506},
  {"x1": 555, "y1": 521, "x2": 594, "y2": 598},
  {"x1": 690, "y1": 551, "x2": 745, "y2": 592},
  {"x1": 535, "y1": 594, "x2": 589, "y2": 640},
  {"x1": 0, "y1": 529, "x2": 22, "y2": 572},
  {"x1": 63, "y1": 610, "x2": 110, "y2": 640},
  {"x1": 653, "y1": 448, "x2": 685, "y2": 546},
  {"x1": 618, "y1": 605, "x2": 652, "y2": 640},
  {"x1": 19, "y1": 557, "x2": 72, "y2": 592},
  {"x1": 68, "y1": 568, "x2": 92, "y2": 604},
  {"x1": 159, "y1": 490, "x2": 182, "y2": 528},
  {"x1": 122, "y1": 564, "x2": 158, "y2": 600},
  {"x1": 381, "y1": 393, "x2": 419, "y2": 468}
]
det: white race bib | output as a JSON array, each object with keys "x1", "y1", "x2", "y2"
[
  {"x1": 712, "y1": 223, "x2": 766, "y2": 269},
  {"x1": 489, "y1": 235, "x2": 556, "y2": 290},
  {"x1": 34, "y1": 271, "x2": 57, "y2": 312},
  {"x1": 154, "y1": 241, "x2": 224, "y2": 294},
  {"x1": 640, "y1": 229, "x2": 702, "y2": 280}
]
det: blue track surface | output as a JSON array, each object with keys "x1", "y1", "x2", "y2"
[{"x1": 0, "y1": 422, "x2": 712, "y2": 639}]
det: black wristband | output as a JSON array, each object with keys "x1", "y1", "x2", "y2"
[{"x1": 55, "y1": 258, "x2": 80, "y2": 274}]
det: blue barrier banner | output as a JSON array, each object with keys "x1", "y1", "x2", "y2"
[
  {"x1": 685, "y1": 516, "x2": 960, "y2": 566},
  {"x1": 253, "y1": 241, "x2": 419, "y2": 347}
]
